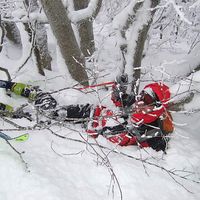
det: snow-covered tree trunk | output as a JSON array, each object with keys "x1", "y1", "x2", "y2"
[
  {"x1": 117, "y1": 0, "x2": 160, "y2": 94},
  {"x1": 40, "y1": 0, "x2": 89, "y2": 86},
  {"x1": 115, "y1": 0, "x2": 160, "y2": 94},
  {"x1": 24, "y1": 0, "x2": 52, "y2": 75},
  {"x1": 0, "y1": 15, "x2": 4, "y2": 52},
  {"x1": 74, "y1": 0, "x2": 95, "y2": 57},
  {"x1": 2, "y1": 21, "x2": 22, "y2": 47},
  {"x1": 131, "y1": 0, "x2": 160, "y2": 93}
]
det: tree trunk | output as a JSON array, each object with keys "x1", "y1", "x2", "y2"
[
  {"x1": 131, "y1": 0, "x2": 160, "y2": 93},
  {"x1": 120, "y1": 1, "x2": 144, "y2": 72},
  {"x1": 34, "y1": 22, "x2": 52, "y2": 71},
  {"x1": 25, "y1": 0, "x2": 52, "y2": 75},
  {"x1": 74, "y1": 0, "x2": 95, "y2": 57},
  {"x1": 2, "y1": 22, "x2": 22, "y2": 47},
  {"x1": 0, "y1": 15, "x2": 4, "y2": 52},
  {"x1": 131, "y1": 23, "x2": 151, "y2": 93},
  {"x1": 40, "y1": 0, "x2": 89, "y2": 86}
]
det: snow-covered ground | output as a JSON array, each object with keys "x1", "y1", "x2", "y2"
[
  {"x1": 0, "y1": 111, "x2": 200, "y2": 200},
  {"x1": 0, "y1": 1, "x2": 200, "y2": 200}
]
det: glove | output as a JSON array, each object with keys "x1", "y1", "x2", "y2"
[{"x1": 112, "y1": 88, "x2": 135, "y2": 107}]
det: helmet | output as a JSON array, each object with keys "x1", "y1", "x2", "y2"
[{"x1": 143, "y1": 82, "x2": 170, "y2": 107}]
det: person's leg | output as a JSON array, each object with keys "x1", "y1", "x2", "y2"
[
  {"x1": 0, "y1": 80, "x2": 38, "y2": 100},
  {"x1": 10, "y1": 82, "x2": 38, "y2": 100},
  {"x1": 54, "y1": 104, "x2": 92, "y2": 120},
  {"x1": 1, "y1": 80, "x2": 57, "y2": 110},
  {"x1": 0, "y1": 102, "x2": 14, "y2": 113},
  {"x1": 0, "y1": 102, "x2": 15, "y2": 118},
  {"x1": 65, "y1": 104, "x2": 92, "y2": 118}
]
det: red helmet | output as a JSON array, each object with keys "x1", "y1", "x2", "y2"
[{"x1": 143, "y1": 82, "x2": 170, "y2": 107}]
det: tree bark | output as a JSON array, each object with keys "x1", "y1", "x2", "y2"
[
  {"x1": 120, "y1": 1, "x2": 144, "y2": 75},
  {"x1": 40, "y1": 0, "x2": 89, "y2": 85},
  {"x1": 0, "y1": 15, "x2": 4, "y2": 52},
  {"x1": 25, "y1": 0, "x2": 52, "y2": 75},
  {"x1": 131, "y1": 0, "x2": 160, "y2": 93},
  {"x1": 2, "y1": 22, "x2": 22, "y2": 47},
  {"x1": 131, "y1": 22, "x2": 151, "y2": 93},
  {"x1": 74, "y1": 0, "x2": 95, "y2": 57},
  {"x1": 34, "y1": 22, "x2": 52, "y2": 71}
]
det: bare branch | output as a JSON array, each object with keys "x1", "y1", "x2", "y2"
[
  {"x1": 5, "y1": 140, "x2": 29, "y2": 172},
  {"x1": 47, "y1": 129, "x2": 200, "y2": 194},
  {"x1": 70, "y1": 0, "x2": 103, "y2": 24},
  {"x1": 0, "y1": 66, "x2": 11, "y2": 80}
]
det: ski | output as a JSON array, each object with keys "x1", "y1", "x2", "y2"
[{"x1": 0, "y1": 131, "x2": 29, "y2": 142}]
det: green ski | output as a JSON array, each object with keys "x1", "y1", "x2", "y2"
[{"x1": 0, "y1": 131, "x2": 29, "y2": 142}]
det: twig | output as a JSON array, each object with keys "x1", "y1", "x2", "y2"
[
  {"x1": 47, "y1": 130, "x2": 200, "y2": 194},
  {"x1": 47, "y1": 128, "x2": 123, "y2": 200},
  {"x1": 0, "y1": 66, "x2": 11, "y2": 80},
  {"x1": 50, "y1": 140, "x2": 84, "y2": 157},
  {"x1": 5, "y1": 140, "x2": 29, "y2": 172}
]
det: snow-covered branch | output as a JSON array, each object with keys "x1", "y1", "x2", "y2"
[
  {"x1": 1, "y1": 0, "x2": 102, "y2": 25},
  {"x1": 68, "y1": 0, "x2": 102, "y2": 23},
  {"x1": 190, "y1": 0, "x2": 200, "y2": 8},
  {"x1": 163, "y1": 0, "x2": 192, "y2": 25}
]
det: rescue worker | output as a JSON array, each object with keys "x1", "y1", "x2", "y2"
[{"x1": 53, "y1": 74, "x2": 174, "y2": 152}]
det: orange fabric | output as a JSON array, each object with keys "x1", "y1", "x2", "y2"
[{"x1": 162, "y1": 111, "x2": 174, "y2": 133}]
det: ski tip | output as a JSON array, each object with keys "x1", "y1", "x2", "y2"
[{"x1": 15, "y1": 133, "x2": 29, "y2": 142}]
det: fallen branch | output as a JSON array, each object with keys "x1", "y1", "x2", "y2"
[{"x1": 5, "y1": 139, "x2": 29, "y2": 172}]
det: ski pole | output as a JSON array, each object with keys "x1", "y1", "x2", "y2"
[
  {"x1": 0, "y1": 131, "x2": 29, "y2": 142},
  {"x1": 78, "y1": 81, "x2": 115, "y2": 90}
]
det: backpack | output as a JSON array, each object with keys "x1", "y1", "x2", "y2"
[{"x1": 161, "y1": 111, "x2": 174, "y2": 134}]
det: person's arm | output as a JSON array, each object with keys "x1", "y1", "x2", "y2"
[
  {"x1": 98, "y1": 120, "x2": 128, "y2": 135},
  {"x1": 146, "y1": 136, "x2": 168, "y2": 152},
  {"x1": 111, "y1": 74, "x2": 135, "y2": 107}
]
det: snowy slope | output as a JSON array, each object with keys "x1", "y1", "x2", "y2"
[{"x1": 0, "y1": 112, "x2": 200, "y2": 200}]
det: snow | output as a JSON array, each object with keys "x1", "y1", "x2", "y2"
[
  {"x1": 0, "y1": 1, "x2": 200, "y2": 200},
  {"x1": 69, "y1": 0, "x2": 99, "y2": 23},
  {"x1": 164, "y1": 0, "x2": 192, "y2": 25}
]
